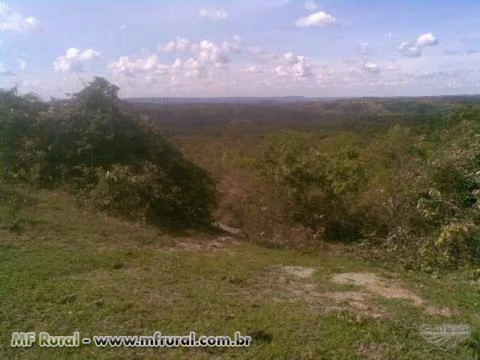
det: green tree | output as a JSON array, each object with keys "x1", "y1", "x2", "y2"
[{"x1": 0, "y1": 78, "x2": 217, "y2": 228}]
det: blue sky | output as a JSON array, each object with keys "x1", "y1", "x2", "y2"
[{"x1": 1, "y1": 0, "x2": 480, "y2": 98}]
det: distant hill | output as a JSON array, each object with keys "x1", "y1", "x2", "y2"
[
  {"x1": 126, "y1": 95, "x2": 480, "y2": 136},
  {"x1": 125, "y1": 96, "x2": 336, "y2": 105},
  {"x1": 125, "y1": 95, "x2": 480, "y2": 106}
]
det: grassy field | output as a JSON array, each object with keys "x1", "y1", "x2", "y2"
[{"x1": 1, "y1": 189, "x2": 479, "y2": 359}]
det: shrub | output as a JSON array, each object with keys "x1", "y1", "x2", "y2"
[
  {"x1": 0, "y1": 184, "x2": 24, "y2": 232},
  {"x1": 257, "y1": 121, "x2": 480, "y2": 269},
  {"x1": 259, "y1": 131, "x2": 366, "y2": 242},
  {"x1": 0, "y1": 78, "x2": 217, "y2": 229}
]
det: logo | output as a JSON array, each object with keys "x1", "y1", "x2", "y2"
[{"x1": 419, "y1": 324, "x2": 470, "y2": 351}]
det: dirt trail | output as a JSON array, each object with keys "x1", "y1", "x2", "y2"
[{"x1": 278, "y1": 266, "x2": 454, "y2": 318}]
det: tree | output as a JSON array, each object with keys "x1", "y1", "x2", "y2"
[{"x1": 0, "y1": 78, "x2": 217, "y2": 228}]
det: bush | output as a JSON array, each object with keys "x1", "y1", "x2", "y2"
[
  {"x1": 0, "y1": 184, "x2": 24, "y2": 232},
  {"x1": 92, "y1": 160, "x2": 215, "y2": 228},
  {"x1": 0, "y1": 78, "x2": 217, "y2": 229},
  {"x1": 259, "y1": 131, "x2": 366, "y2": 242},
  {"x1": 256, "y1": 121, "x2": 480, "y2": 269}
]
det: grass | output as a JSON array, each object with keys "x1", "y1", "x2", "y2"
[{"x1": 0, "y1": 188, "x2": 479, "y2": 359}]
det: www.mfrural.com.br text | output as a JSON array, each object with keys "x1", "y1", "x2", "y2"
[{"x1": 11, "y1": 331, "x2": 252, "y2": 348}]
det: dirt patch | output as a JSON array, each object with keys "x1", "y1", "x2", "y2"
[
  {"x1": 264, "y1": 270, "x2": 321, "y2": 303},
  {"x1": 254, "y1": 266, "x2": 388, "y2": 319},
  {"x1": 330, "y1": 272, "x2": 454, "y2": 316},
  {"x1": 331, "y1": 272, "x2": 423, "y2": 305},
  {"x1": 283, "y1": 266, "x2": 315, "y2": 278},
  {"x1": 248, "y1": 267, "x2": 455, "y2": 319},
  {"x1": 324, "y1": 291, "x2": 387, "y2": 319},
  {"x1": 424, "y1": 306, "x2": 455, "y2": 317}
]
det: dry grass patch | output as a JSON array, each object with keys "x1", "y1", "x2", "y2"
[
  {"x1": 331, "y1": 272, "x2": 455, "y2": 317},
  {"x1": 283, "y1": 265, "x2": 316, "y2": 278},
  {"x1": 249, "y1": 267, "x2": 458, "y2": 320},
  {"x1": 331, "y1": 272, "x2": 423, "y2": 304}
]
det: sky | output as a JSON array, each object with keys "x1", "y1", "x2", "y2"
[{"x1": 1, "y1": 0, "x2": 480, "y2": 98}]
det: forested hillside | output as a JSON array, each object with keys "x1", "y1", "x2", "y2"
[
  {"x1": 1, "y1": 78, "x2": 480, "y2": 270},
  {"x1": 133, "y1": 94, "x2": 480, "y2": 270}
]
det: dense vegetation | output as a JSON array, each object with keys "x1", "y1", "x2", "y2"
[
  {"x1": 0, "y1": 78, "x2": 217, "y2": 228},
  {"x1": 136, "y1": 97, "x2": 480, "y2": 271},
  {"x1": 256, "y1": 121, "x2": 480, "y2": 270},
  {"x1": 2, "y1": 78, "x2": 480, "y2": 270}
]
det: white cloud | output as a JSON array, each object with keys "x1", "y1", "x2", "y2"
[
  {"x1": 77, "y1": 48, "x2": 102, "y2": 61},
  {"x1": 108, "y1": 37, "x2": 321, "y2": 96},
  {"x1": 17, "y1": 59, "x2": 27, "y2": 71},
  {"x1": 198, "y1": 9, "x2": 229, "y2": 21},
  {"x1": 398, "y1": 32, "x2": 439, "y2": 58},
  {"x1": 282, "y1": 52, "x2": 297, "y2": 65},
  {"x1": 53, "y1": 48, "x2": 102, "y2": 72},
  {"x1": 109, "y1": 54, "x2": 207, "y2": 82},
  {"x1": 276, "y1": 52, "x2": 314, "y2": 78},
  {"x1": 398, "y1": 42, "x2": 422, "y2": 58},
  {"x1": 160, "y1": 37, "x2": 243, "y2": 65},
  {"x1": 162, "y1": 37, "x2": 192, "y2": 52},
  {"x1": 384, "y1": 63, "x2": 400, "y2": 71},
  {"x1": 296, "y1": 11, "x2": 337, "y2": 27},
  {"x1": 304, "y1": 0, "x2": 319, "y2": 11},
  {"x1": 0, "y1": 2, "x2": 38, "y2": 32},
  {"x1": 274, "y1": 66, "x2": 288, "y2": 77},
  {"x1": 197, "y1": 40, "x2": 230, "y2": 64},
  {"x1": 109, "y1": 54, "x2": 166, "y2": 77},
  {"x1": 241, "y1": 66, "x2": 263, "y2": 74},
  {"x1": 363, "y1": 62, "x2": 380, "y2": 74},
  {"x1": 292, "y1": 56, "x2": 313, "y2": 77},
  {"x1": 183, "y1": 58, "x2": 207, "y2": 78},
  {"x1": 222, "y1": 39, "x2": 243, "y2": 54},
  {"x1": 416, "y1": 32, "x2": 438, "y2": 47},
  {"x1": 247, "y1": 46, "x2": 278, "y2": 61},
  {"x1": 115, "y1": 36, "x2": 257, "y2": 88}
]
